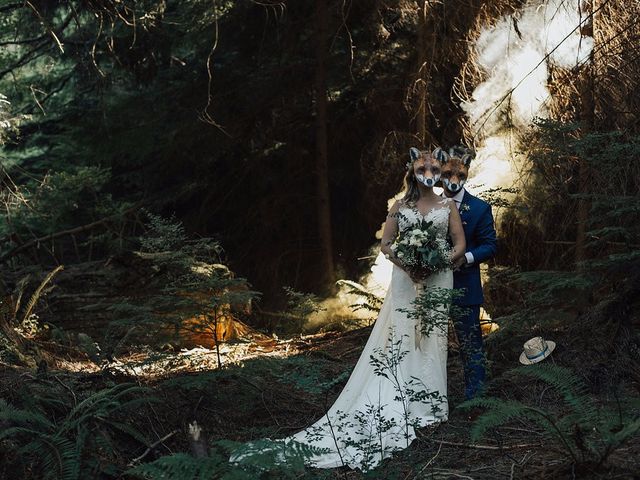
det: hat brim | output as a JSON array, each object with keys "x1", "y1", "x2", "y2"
[{"x1": 519, "y1": 340, "x2": 556, "y2": 365}]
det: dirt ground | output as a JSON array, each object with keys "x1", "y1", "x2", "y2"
[{"x1": 2, "y1": 321, "x2": 639, "y2": 479}]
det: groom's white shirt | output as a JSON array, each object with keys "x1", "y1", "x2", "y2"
[{"x1": 444, "y1": 188, "x2": 475, "y2": 266}]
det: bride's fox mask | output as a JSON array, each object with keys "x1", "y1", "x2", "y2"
[
  {"x1": 409, "y1": 147, "x2": 441, "y2": 188},
  {"x1": 438, "y1": 146, "x2": 474, "y2": 194}
]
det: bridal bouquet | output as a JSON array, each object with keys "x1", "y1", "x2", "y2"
[{"x1": 391, "y1": 218, "x2": 452, "y2": 280}]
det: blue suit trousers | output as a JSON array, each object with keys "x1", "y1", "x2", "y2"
[{"x1": 453, "y1": 305, "x2": 486, "y2": 399}]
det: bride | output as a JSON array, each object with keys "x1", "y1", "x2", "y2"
[{"x1": 234, "y1": 147, "x2": 466, "y2": 471}]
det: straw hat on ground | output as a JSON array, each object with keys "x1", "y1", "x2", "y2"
[{"x1": 519, "y1": 336, "x2": 556, "y2": 365}]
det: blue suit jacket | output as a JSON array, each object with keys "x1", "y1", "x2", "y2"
[{"x1": 454, "y1": 190, "x2": 497, "y2": 306}]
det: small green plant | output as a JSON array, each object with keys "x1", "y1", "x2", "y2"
[
  {"x1": 170, "y1": 267, "x2": 260, "y2": 367},
  {"x1": 398, "y1": 286, "x2": 466, "y2": 337},
  {"x1": 278, "y1": 286, "x2": 326, "y2": 333},
  {"x1": 141, "y1": 215, "x2": 259, "y2": 366},
  {"x1": 80, "y1": 214, "x2": 260, "y2": 367},
  {"x1": 129, "y1": 439, "x2": 329, "y2": 480},
  {"x1": 335, "y1": 279, "x2": 383, "y2": 315},
  {"x1": 283, "y1": 286, "x2": 325, "y2": 318},
  {"x1": 0, "y1": 383, "x2": 155, "y2": 480},
  {"x1": 460, "y1": 364, "x2": 640, "y2": 471}
]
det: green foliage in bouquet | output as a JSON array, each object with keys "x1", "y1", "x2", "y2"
[{"x1": 390, "y1": 214, "x2": 452, "y2": 280}]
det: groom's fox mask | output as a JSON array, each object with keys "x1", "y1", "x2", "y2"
[{"x1": 439, "y1": 146, "x2": 474, "y2": 194}]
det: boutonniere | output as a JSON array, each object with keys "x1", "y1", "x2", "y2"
[{"x1": 460, "y1": 203, "x2": 471, "y2": 213}]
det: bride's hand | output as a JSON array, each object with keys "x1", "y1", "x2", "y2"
[{"x1": 453, "y1": 255, "x2": 467, "y2": 270}]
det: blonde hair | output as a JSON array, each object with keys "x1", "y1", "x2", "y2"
[
  {"x1": 400, "y1": 146, "x2": 441, "y2": 204},
  {"x1": 401, "y1": 169, "x2": 420, "y2": 205}
]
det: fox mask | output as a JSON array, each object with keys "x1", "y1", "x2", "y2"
[
  {"x1": 409, "y1": 147, "x2": 441, "y2": 188},
  {"x1": 441, "y1": 150, "x2": 472, "y2": 194}
]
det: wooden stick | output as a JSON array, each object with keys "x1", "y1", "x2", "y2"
[
  {"x1": 128, "y1": 429, "x2": 179, "y2": 466},
  {"x1": 53, "y1": 375, "x2": 77, "y2": 407},
  {"x1": 436, "y1": 439, "x2": 539, "y2": 450}
]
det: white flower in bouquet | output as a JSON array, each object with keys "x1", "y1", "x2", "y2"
[{"x1": 391, "y1": 217, "x2": 452, "y2": 280}]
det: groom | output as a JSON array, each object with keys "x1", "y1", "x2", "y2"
[{"x1": 437, "y1": 145, "x2": 497, "y2": 400}]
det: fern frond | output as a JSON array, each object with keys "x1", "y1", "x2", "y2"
[
  {"x1": 58, "y1": 434, "x2": 81, "y2": 480},
  {"x1": 0, "y1": 400, "x2": 53, "y2": 431},
  {"x1": 129, "y1": 452, "x2": 248, "y2": 480},
  {"x1": 336, "y1": 279, "x2": 383, "y2": 313},
  {"x1": 0, "y1": 426, "x2": 53, "y2": 441},
  {"x1": 65, "y1": 384, "x2": 150, "y2": 425},
  {"x1": 608, "y1": 416, "x2": 640, "y2": 449},
  {"x1": 515, "y1": 364, "x2": 598, "y2": 425},
  {"x1": 459, "y1": 398, "x2": 533, "y2": 442},
  {"x1": 74, "y1": 426, "x2": 90, "y2": 477},
  {"x1": 462, "y1": 397, "x2": 578, "y2": 459},
  {"x1": 102, "y1": 419, "x2": 151, "y2": 446},
  {"x1": 225, "y1": 437, "x2": 330, "y2": 473},
  {"x1": 21, "y1": 265, "x2": 64, "y2": 325},
  {"x1": 24, "y1": 434, "x2": 77, "y2": 480},
  {"x1": 0, "y1": 374, "x2": 154, "y2": 479}
]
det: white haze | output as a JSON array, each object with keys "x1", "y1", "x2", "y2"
[{"x1": 463, "y1": 0, "x2": 593, "y2": 192}]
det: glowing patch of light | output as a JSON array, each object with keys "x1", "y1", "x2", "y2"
[
  {"x1": 463, "y1": 0, "x2": 593, "y2": 193},
  {"x1": 365, "y1": 252, "x2": 393, "y2": 297},
  {"x1": 509, "y1": 46, "x2": 549, "y2": 122},
  {"x1": 466, "y1": 136, "x2": 513, "y2": 193}
]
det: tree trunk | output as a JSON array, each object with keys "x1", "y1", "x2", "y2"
[
  {"x1": 314, "y1": 0, "x2": 335, "y2": 291},
  {"x1": 576, "y1": 72, "x2": 593, "y2": 266},
  {"x1": 576, "y1": 1, "x2": 598, "y2": 267},
  {"x1": 415, "y1": 1, "x2": 429, "y2": 144}
]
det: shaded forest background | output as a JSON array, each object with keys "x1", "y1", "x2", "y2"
[
  {"x1": 2, "y1": 0, "x2": 637, "y2": 297},
  {"x1": 0, "y1": 0, "x2": 531, "y2": 299},
  {"x1": 0, "y1": 0, "x2": 639, "y2": 479}
]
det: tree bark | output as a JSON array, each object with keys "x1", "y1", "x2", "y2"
[
  {"x1": 415, "y1": 1, "x2": 429, "y2": 144},
  {"x1": 576, "y1": 1, "x2": 598, "y2": 267},
  {"x1": 314, "y1": 0, "x2": 335, "y2": 291}
]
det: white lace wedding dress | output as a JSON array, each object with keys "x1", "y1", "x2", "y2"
[{"x1": 231, "y1": 201, "x2": 453, "y2": 472}]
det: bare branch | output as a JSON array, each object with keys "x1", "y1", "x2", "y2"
[
  {"x1": 0, "y1": 2, "x2": 26, "y2": 14},
  {"x1": 0, "y1": 202, "x2": 146, "y2": 264},
  {"x1": 0, "y1": 34, "x2": 47, "y2": 47},
  {"x1": 0, "y1": 40, "x2": 52, "y2": 82},
  {"x1": 19, "y1": 73, "x2": 74, "y2": 115},
  {"x1": 25, "y1": 1, "x2": 64, "y2": 52}
]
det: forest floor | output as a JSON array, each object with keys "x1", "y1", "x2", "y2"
[{"x1": 3, "y1": 316, "x2": 639, "y2": 480}]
